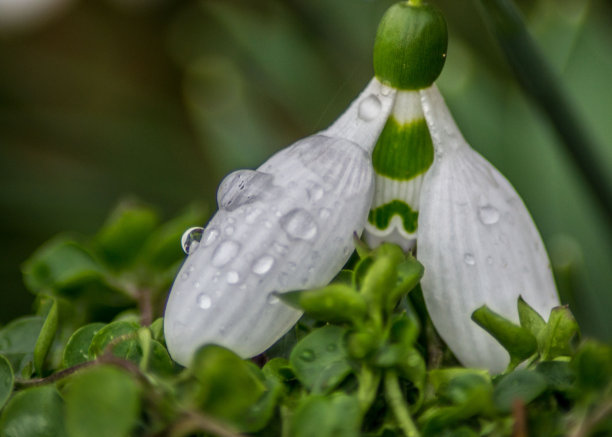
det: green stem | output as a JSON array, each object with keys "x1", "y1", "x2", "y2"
[
  {"x1": 384, "y1": 370, "x2": 421, "y2": 437},
  {"x1": 357, "y1": 364, "x2": 381, "y2": 414},
  {"x1": 476, "y1": 0, "x2": 612, "y2": 226}
]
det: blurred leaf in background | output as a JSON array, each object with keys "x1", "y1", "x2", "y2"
[{"x1": 0, "y1": 0, "x2": 610, "y2": 343}]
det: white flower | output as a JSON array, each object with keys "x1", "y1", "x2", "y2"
[
  {"x1": 416, "y1": 86, "x2": 559, "y2": 373},
  {"x1": 164, "y1": 78, "x2": 397, "y2": 366}
]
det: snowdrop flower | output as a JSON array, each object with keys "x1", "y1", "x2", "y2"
[
  {"x1": 364, "y1": 1, "x2": 560, "y2": 373},
  {"x1": 164, "y1": 79, "x2": 397, "y2": 366}
]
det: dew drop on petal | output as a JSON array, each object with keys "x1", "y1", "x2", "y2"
[
  {"x1": 358, "y1": 94, "x2": 382, "y2": 121},
  {"x1": 181, "y1": 227, "x2": 205, "y2": 254},
  {"x1": 307, "y1": 182, "x2": 324, "y2": 201},
  {"x1": 478, "y1": 205, "x2": 500, "y2": 225},
  {"x1": 463, "y1": 253, "x2": 476, "y2": 266},
  {"x1": 202, "y1": 228, "x2": 220, "y2": 247},
  {"x1": 280, "y1": 209, "x2": 318, "y2": 240},
  {"x1": 211, "y1": 240, "x2": 241, "y2": 267},
  {"x1": 252, "y1": 255, "x2": 275, "y2": 275},
  {"x1": 226, "y1": 271, "x2": 240, "y2": 284},
  {"x1": 196, "y1": 293, "x2": 212, "y2": 309},
  {"x1": 300, "y1": 349, "x2": 315, "y2": 362},
  {"x1": 245, "y1": 207, "x2": 263, "y2": 224},
  {"x1": 267, "y1": 292, "x2": 279, "y2": 305}
]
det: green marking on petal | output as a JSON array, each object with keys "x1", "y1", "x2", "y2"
[
  {"x1": 368, "y1": 200, "x2": 419, "y2": 233},
  {"x1": 372, "y1": 117, "x2": 434, "y2": 180}
]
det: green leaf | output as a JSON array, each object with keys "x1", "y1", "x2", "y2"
[
  {"x1": 240, "y1": 371, "x2": 284, "y2": 432},
  {"x1": 471, "y1": 305, "x2": 537, "y2": 368},
  {"x1": 290, "y1": 326, "x2": 352, "y2": 394},
  {"x1": 517, "y1": 296, "x2": 546, "y2": 339},
  {"x1": 539, "y1": 305, "x2": 579, "y2": 360},
  {"x1": 149, "y1": 318, "x2": 164, "y2": 343},
  {"x1": 428, "y1": 368, "x2": 491, "y2": 393},
  {"x1": 0, "y1": 385, "x2": 67, "y2": 437},
  {"x1": 493, "y1": 369, "x2": 548, "y2": 413},
  {"x1": 535, "y1": 361, "x2": 574, "y2": 392},
  {"x1": 190, "y1": 345, "x2": 267, "y2": 426},
  {"x1": 62, "y1": 323, "x2": 106, "y2": 368},
  {"x1": 386, "y1": 256, "x2": 424, "y2": 312},
  {"x1": 360, "y1": 254, "x2": 399, "y2": 315},
  {"x1": 0, "y1": 316, "x2": 44, "y2": 376},
  {"x1": 290, "y1": 394, "x2": 361, "y2": 437},
  {"x1": 280, "y1": 284, "x2": 367, "y2": 324},
  {"x1": 148, "y1": 340, "x2": 176, "y2": 376},
  {"x1": 571, "y1": 340, "x2": 612, "y2": 391},
  {"x1": 22, "y1": 238, "x2": 104, "y2": 294},
  {"x1": 33, "y1": 299, "x2": 59, "y2": 375},
  {"x1": 0, "y1": 354, "x2": 14, "y2": 410},
  {"x1": 94, "y1": 202, "x2": 159, "y2": 270},
  {"x1": 64, "y1": 365, "x2": 141, "y2": 437},
  {"x1": 88, "y1": 321, "x2": 139, "y2": 358},
  {"x1": 263, "y1": 357, "x2": 294, "y2": 382}
]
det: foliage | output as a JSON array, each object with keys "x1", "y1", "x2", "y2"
[{"x1": 0, "y1": 204, "x2": 610, "y2": 437}]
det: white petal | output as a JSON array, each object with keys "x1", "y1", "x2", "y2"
[
  {"x1": 164, "y1": 79, "x2": 397, "y2": 366},
  {"x1": 417, "y1": 86, "x2": 560, "y2": 373}
]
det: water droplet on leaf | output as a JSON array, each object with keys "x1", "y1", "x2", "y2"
[{"x1": 300, "y1": 349, "x2": 315, "y2": 362}]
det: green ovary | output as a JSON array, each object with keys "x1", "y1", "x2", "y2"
[
  {"x1": 368, "y1": 200, "x2": 419, "y2": 234},
  {"x1": 372, "y1": 117, "x2": 434, "y2": 180}
]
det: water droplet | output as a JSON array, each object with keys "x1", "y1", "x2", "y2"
[
  {"x1": 273, "y1": 242, "x2": 288, "y2": 255},
  {"x1": 300, "y1": 349, "x2": 315, "y2": 362},
  {"x1": 196, "y1": 293, "x2": 212, "y2": 309},
  {"x1": 380, "y1": 84, "x2": 392, "y2": 96},
  {"x1": 245, "y1": 207, "x2": 262, "y2": 224},
  {"x1": 252, "y1": 255, "x2": 275, "y2": 275},
  {"x1": 194, "y1": 281, "x2": 201, "y2": 289},
  {"x1": 264, "y1": 220, "x2": 273, "y2": 229},
  {"x1": 181, "y1": 227, "x2": 204, "y2": 254},
  {"x1": 267, "y1": 292, "x2": 279, "y2": 305},
  {"x1": 280, "y1": 209, "x2": 318, "y2": 240},
  {"x1": 202, "y1": 228, "x2": 219, "y2": 247},
  {"x1": 226, "y1": 271, "x2": 240, "y2": 284},
  {"x1": 319, "y1": 208, "x2": 331, "y2": 220},
  {"x1": 225, "y1": 225, "x2": 235, "y2": 235},
  {"x1": 180, "y1": 272, "x2": 189, "y2": 281},
  {"x1": 358, "y1": 95, "x2": 382, "y2": 121},
  {"x1": 486, "y1": 256, "x2": 493, "y2": 265},
  {"x1": 307, "y1": 183, "x2": 325, "y2": 201},
  {"x1": 478, "y1": 205, "x2": 500, "y2": 225},
  {"x1": 217, "y1": 169, "x2": 274, "y2": 211},
  {"x1": 211, "y1": 240, "x2": 241, "y2": 267},
  {"x1": 464, "y1": 253, "x2": 476, "y2": 266}
]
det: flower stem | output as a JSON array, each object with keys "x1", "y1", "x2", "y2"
[
  {"x1": 476, "y1": 0, "x2": 612, "y2": 225},
  {"x1": 384, "y1": 370, "x2": 421, "y2": 437}
]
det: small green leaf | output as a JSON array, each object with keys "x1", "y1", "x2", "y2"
[
  {"x1": 149, "y1": 318, "x2": 164, "y2": 342},
  {"x1": 148, "y1": 340, "x2": 176, "y2": 376},
  {"x1": 0, "y1": 385, "x2": 67, "y2": 437},
  {"x1": 517, "y1": 296, "x2": 546, "y2": 339},
  {"x1": 263, "y1": 357, "x2": 294, "y2": 382},
  {"x1": 280, "y1": 284, "x2": 367, "y2": 324},
  {"x1": 386, "y1": 256, "x2": 424, "y2": 312},
  {"x1": 535, "y1": 361, "x2": 574, "y2": 392},
  {"x1": 493, "y1": 369, "x2": 548, "y2": 413},
  {"x1": 64, "y1": 365, "x2": 141, "y2": 437},
  {"x1": 360, "y1": 255, "x2": 398, "y2": 314},
  {"x1": 0, "y1": 316, "x2": 44, "y2": 375},
  {"x1": 290, "y1": 394, "x2": 361, "y2": 437},
  {"x1": 62, "y1": 323, "x2": 106, "y2": 368},
  {"x1": 22, "y1": 238, "x2": 104, "y2": 294},
  {"x1": 571, "y1": 340, "x2": 612, "y2": 391},
  {"x1": 94, "y1": 202, "x2": 159, "y2": 270},
  {"x1": 33, "y1": 299, "x2": 59, "y2": 375},
  {"x1": 190, "y1": 345, "x2": 267, "y2": 427},
  {"x1": 428, "y1": 368, "x2": 491, "y2": 393},
  {"x1": 0, "y1": 354, "x2": 14, "y2": 410},
  {"x1": 290, "y1": 326, "x2": 352, "y2": 394},
  {"x1": 539, "y1": 305, "x2": 579, "y2": 360},
  {"x1": 471, "y1": 305, "x2": 537, "y2": 368},
  {"x1": 88, "y1": 321, "x2": 139, "y2": 358}
]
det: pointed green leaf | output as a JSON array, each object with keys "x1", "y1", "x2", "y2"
[
  {"x1": 0, "y1": 354, "x2": 14, "y2": 410},
  {"x1": 0, "y1": 316, "x2": 44, "y2": 375},
  {"x1": 62, "y1": 323, "x2": 106, "y2": 368},
  {"x1": 64, "y1": 365, "x2": 141, "y2": 437},
  {"x1": 517, "y1": 296, "x2": 546, "y2": 340},
  {"x1": 539, "y1": 305, "x2": 579, "y2": 360},
  {"x1": 386, "y1": 256, "x2": 424, "y2": 312},
  {"x1": 280, "y1": 284, "x2": 367, "y2": 324},
  {"x1": 290, "y1": 326, "x2": 352, "y2": 394},
  {"x1": 493, "y1": 369, "x2": 548, "y2": 413},
  {"x1": 471, "y1": 305, "x2": 537, "y2": 367},
  {"x1": 33, "y1": 299, "x2": 59, "y2": 375},
  {"x1": 0, "y1": 385, "x2": 67, "y2": 437}
]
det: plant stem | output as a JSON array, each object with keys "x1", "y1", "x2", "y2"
[
  {"x1": 357, "y1": 364, "x2": 381, "y2": 414},
  {"x1": 384, "y1": 370, "x2": 421, "y2": 437},
  {"x1": 476, "y1": 0, "x2": 612, "y2": 225}
]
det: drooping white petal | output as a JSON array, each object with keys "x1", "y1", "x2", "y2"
[
  {"x1": 417, "y1": 85, "x2": 560, "y2": 373},
  {"x1": 164, "y1": 78, "x2": 397, "y2": 366}
]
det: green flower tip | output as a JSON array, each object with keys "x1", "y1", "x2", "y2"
[{"x1": 373, "y1": 1, "x2": 448, "y2": 90}]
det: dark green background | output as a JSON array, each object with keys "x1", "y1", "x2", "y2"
[{"x1": 1, "y1": 0, "x2": 610, "y2": 341}]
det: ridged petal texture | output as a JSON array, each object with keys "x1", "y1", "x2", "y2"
[
  {"x1": 165, "y1": 78, "x2": 396, "y2": 366},
  {"x1": 417, "y1": 86, "x2": 560, "y2": 373}
]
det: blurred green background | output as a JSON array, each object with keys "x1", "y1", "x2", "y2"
[{"x1": 1, "y1": 0, "x2": 610, "y2": 340}]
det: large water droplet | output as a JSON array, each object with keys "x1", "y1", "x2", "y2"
[
  {"x1": 181, "y1": 227, "x2": 204, "y2": 254},
  {"x1": 202, "y1": 228, "x2": 219, "y2": 247},
  {"x1": 217, "y1": 169, "x2": 275, "y2": 211},
  {"x1": 307, "y1": 182, "x2": 324, "y2": 201},
  {"x1": 300, "y1": 349, "x2": 315, "y2": 362},
  {"x1": 211, "y1": 240, "x2": 241, "y2": 267},
  {"x1": 252, "y1": 255, "x2": 275, "y2": 275},
  {"x1": 196, "y1": 293, "x2": 212, "y2": 309},
  {"x1": 464, "y1": 253, "x2": 476, "y2": 266},
  {"x1": 226, "y1": 271, "x2": 241, "y2": 284},
  {"x1": 280, "y1": 209, "x2": 318, "y2": 240},
  {"x1": 478, "y1": 205, "x2": 500, "y2": 225},
  {"x1": 358, "y1": 94, "x2": 382, "y2": 121}
]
